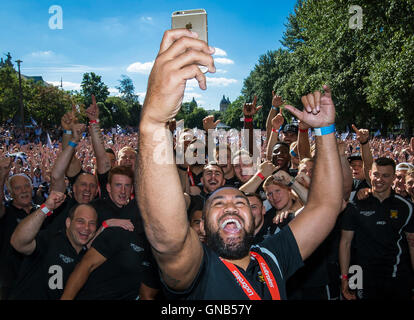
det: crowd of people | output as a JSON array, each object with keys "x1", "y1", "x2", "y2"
[{"x1": 0, "y1": 29, "x2": 413, "y2": 301}]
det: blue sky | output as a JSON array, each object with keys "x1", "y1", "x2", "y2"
[{"x1": 0, "y1": 0, "x2": 297, "y2": 111}]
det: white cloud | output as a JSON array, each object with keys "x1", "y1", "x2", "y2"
[
  {"x1": 23, "y1": 64, "x2": 111, "y2": 73},
  {"x1": 184, "y1": 92, "x2": 202, "y2": 101},
  {"x1": 214, "y1": 57, "x2": 234, "y2": 65},
  {"x1": 108, "y1": 87, "x2": 121, "y2": 96},
  {"x1": 140, "y1": 16, "x2": 153, "y2": 23},
  {"x1": 215, "y1": 69, "x2": 228, "y2": 74},
  {"x1": 30, "y1": 50, "x2": 55, "y2": 58},
  {"x1": 47, "y1": 81, "x2": 81, "y2": 91},
  {"x1": 126, "y1": 61, "x2": 154, "y2": 74},
  {"x1": 213, "y1": 47, "x2": 227, "y2": 57},
  {"x1": 186, "y1": 77, "x2": 237, "y2": 88},
  {"x1": 207, "y1": 77, "x2": 237, "y2": 87}
]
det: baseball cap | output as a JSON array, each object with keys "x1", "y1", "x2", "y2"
[
  {"x1": 396, "y1": 162, "x2": 414, "y2": 171},
  {"x1": 282, "y1": 123, "x2": 298, "y2": 134},
  {"x1": 347, "y1": 153, "x2": 362, "y2": 162}
]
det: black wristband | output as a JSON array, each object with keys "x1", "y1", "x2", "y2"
[{"x1": 360, "y1": 139, "x2": 369, "y2": 145}]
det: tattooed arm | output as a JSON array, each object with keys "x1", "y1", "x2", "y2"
[{"x1": 86, "y1": 95, "x2": 112, "y2": 175}]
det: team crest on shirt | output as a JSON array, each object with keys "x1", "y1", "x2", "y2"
[
  {"x1": 59, "y1": 254, "x2": 74, "y2": 264},
  {"x1": 390, "y1": 209, "x2": 398, "y2": 219},
  {"x1": 257, "y1": 271, "x2": 265, "y2": 284},
  {"x1": 130, "y1": 243, "x2": 144, "y2": 253}
]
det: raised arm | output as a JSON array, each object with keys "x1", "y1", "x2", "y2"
[
  {"x1": 273, "y1": 169, "x2": 309, "y2": 204},
  {"x1": 265, "y1": 92, "x2": 284, "y2": 143},
  {"x1": 265, "y1": 109, "x2": 284, "y2": 161},
  {"x1": 51, "y1": 122, "x2": 86, "y2": 193},
  {"x1": 0, "y1": 157, "x2": 12, "y2": 219},
  {"x1": 10, "y1": 191, "x2": 66, "y2": 255},
  {"x1": 243, "y1": 95, "x2": 262, "y2": 157},
  {"x1": 239, "y1": 160, "x2": 276, "y2": 193},
  {"x1": 137, "y1": 29, "x2": 216, "y2": 291},
  {"x1": 284, "y1": 85, "x2": 343, "y2": 260},
  {"x1": 337, "y1": 140, "x2": 353, "y2": 200},
  {"x1": 86, "y1": 96, "x2": 112, "y2": 175},
  {"x1": 297, "y1": 120, "x2": 312, "y2": 160},
  {"x1": 352, "y1": 124, "x2": 373, "y2": 185}
]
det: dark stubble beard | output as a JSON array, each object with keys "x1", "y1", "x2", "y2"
[{"x1": 205, "y1": 223, "x2": 255, "y2": 260}]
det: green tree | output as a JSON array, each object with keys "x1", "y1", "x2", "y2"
[
  {"x1": 222, "y1": 96, "x2": 244, "y2": 130},
  {"x1": 116, "y1": 75, "x2": 139, "y2": 104},
  {"x1": 105, "y1": 96, "x2": 129, "y2": 127},
  {"x1": 80, "y1": 72, "x2": 109, "y2": 107},
  {"x1": 185, "y1": 107, "x2": 208, "y2": 129},
  {"x1": 96, "y1": 102, "x2": 113, "y2": 129}
]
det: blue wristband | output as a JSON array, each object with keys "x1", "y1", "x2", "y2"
[
  {"x1": 68, "y1": 140, "x2": 78, "y2": 148},
  {"x1": 63, "y1": 130, "x2": 72, "y2": 135},
  {"x1": 271, "y1": 105, "x2": 279, "y2": 111},
  {"x1": 314, "y1": 124, "x2": 335, "y2": 136}
]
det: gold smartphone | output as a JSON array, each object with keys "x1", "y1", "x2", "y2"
[{"x1": 171, "y1": 9, "x2": 208, "y2": 43}]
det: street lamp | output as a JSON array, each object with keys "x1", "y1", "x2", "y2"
[{"x1": 15, "y1": 59, "x2": 24, "y2": 130}]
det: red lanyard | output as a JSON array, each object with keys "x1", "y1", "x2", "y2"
[
  {"x1": 187, "y1": 167, "x2": 195, "y2": 186},
  {"x1": 220, "y1": 251, "x2": 281, "y2": 300}
]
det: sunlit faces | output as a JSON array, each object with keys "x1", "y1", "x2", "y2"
[
  {"x1": 394, "y1": 170, "x2": 408, "y2": 197},
  {"x1": 281, "y1": 131, "x2": 298, "y2": 145},
  {"x1": 405, "y1": 173, "x2": 414, "y2": 200},
  {"x1": 369, "y1": 164, "x2": 395, "y2": 194},
  {"x1": 201, "y1": 164, "x2": 225, "y2": 194},
  {"x1": 106, "y1": 174, "x2": 133, "y2": 207},
  {"x1": 215, "y1": 147, "x2": 233, "y2": 176},
  {"x1": 72, "y1": 173, "x2": 98, "y2": 204},
  {"x1": 265, "y1": 183, "x2": 291, "y2": 211},
  {"x1": 350, "y1": 160, "x2": 364, "y2": 180},
  {"x1": 233, "y1": 154, "x2": 254, "y2": 184},
  {"x1": 106, "y1": 152, "x2": 116, "y2": 168},
  {"x1": 298, "y1": 159, "x2": 314, "y2": 178},
  {"x1": 117, "y1": 149, "x2": 136, "y2": 169},
  {"x1": 189, "y1": 210, "x2": 206, "y2": 243},
  {"x1": 246, "y1": 195, "x2": 265, "y2": 235},
  {"x1": 272, "y1": 143, "x2": 290, "y2": 170},
  {"x1": 65, "y1": 205, "x2": 97, "y2": 249},
  {"x1": 9, "y1": 175, "x2": 33, "y2": 208},
  {"x1": 202, "y1": 188, "x2": 255, "y2": 260}
]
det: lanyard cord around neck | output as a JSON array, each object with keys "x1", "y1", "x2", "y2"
[{"x1": 220, "y1": 251, "x2": 281, "y2": 300}]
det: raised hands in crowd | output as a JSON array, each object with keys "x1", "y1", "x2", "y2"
[{"x1": 0, "y1": 27, "x2": 413, "y2": 302}]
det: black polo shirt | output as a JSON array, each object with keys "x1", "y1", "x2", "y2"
[
  {"x1": 9, "y1": 229, "x2": 86, "y2": 300},
  {"x1": 163, "y1": 226, "x2": 303, "y2": 300},
  {"x1": 0, "y1": 202, "x2": 39, "y2": 291},
  {"x1": 46, "y1": 197, "x2": 79, "y2": 234},
  {"x1": 76, "y1": 227, "x2": 159, "y2": 300},
  {"x1": 91, "y1": 196, "x2": 143, "y2": 233},
  {"x1": 253, "y1": 207, "x2": 293, "y2": 244},
  {"x1": 341, "y1": 191, "x2": 414, "y2": 278}
]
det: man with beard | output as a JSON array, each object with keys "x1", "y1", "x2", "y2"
[
  {"x1": 137, "y1": 29, "x2": 342, "y2": 300},
  {"x1": 198, "y1": 162, "x2": 225, "y2": 199}
]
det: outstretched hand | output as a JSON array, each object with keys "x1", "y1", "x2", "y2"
[
  {"x1": 284, "y1": 85, "x2": 335, "y2": 129},
  {"x1": 271, "y1": 109, "x2": 285, "y2": 130},
  {"x1": 85, "y1": 95, "x2": 99, "y2": 121},
  {"x1": 243, "y1": 95, "x2": 262, "y2": 117},
  {"x1": 351, "y1": 124, "x2": 369, "y2": 145},
  {"x1": 203, "y1": 115, "x2": 220, "y2": 131},
  {"x1": 44, "y1": 190, "x2": 66, "y2": 211},
  {"x1": 142, "y1": 29, "x2": 216, "y2": 125},
  {"x1": 272, "y1": 91, "x2": 284, "y2": 108}
]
